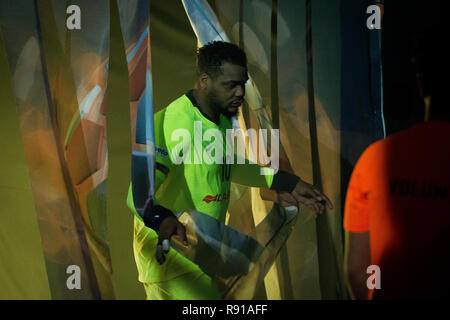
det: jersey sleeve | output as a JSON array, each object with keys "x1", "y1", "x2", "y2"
[
  {"x1": 153, "y1": 108, "x2": 175, "y2": 179},
  {"x1": 152, "y1": 104, "x2": 194, "y2": 186},
  {"x1": 126, "y1": 162, "x2": 169, "y2": 219},
  {"x1": 344, "y1": 147, "x2": 372, "y2": 233},
  {"x1": 127, "y1": 106, "x2": 182, "y2": 214},
  {"x1": 230, "y1": 156, "x2": 300, "y2": 192},
  {"x1": 231, "y1": 158, "x2": 274, "y2": 189},
  {"x1": 127, "y1": 106, "x2": 186, "y2": 229}
]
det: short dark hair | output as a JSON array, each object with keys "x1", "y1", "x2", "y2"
[{"x1": 197, "y1": 41, "x2": 247, "y2": 78}]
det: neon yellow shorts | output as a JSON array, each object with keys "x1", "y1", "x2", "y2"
[{"x1": 143, "y1": 270, "x2": 221, "y2": 300}]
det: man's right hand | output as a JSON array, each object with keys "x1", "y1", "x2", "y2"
[{"x1": 155, "y1": 216, "x2": 188, "y2": 264}]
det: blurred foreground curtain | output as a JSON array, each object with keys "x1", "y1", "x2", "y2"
[
  {"x1": 0, "y1": 0, "x2": 383, "y2": 299},
  {"x1": 0, "y1": 0, "x2": 149, "y2": 299}
]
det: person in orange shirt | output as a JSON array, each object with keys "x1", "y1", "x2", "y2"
[{"x1": 343, "y1": 13, "x2": 449, "y2": 299}]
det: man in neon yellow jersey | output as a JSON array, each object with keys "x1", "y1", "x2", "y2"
[{"x1": 127, "y1": 41, "x2": 332, "y2": 300}]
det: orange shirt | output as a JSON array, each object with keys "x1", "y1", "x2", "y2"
[{"x1": 344, "y1": 121, "x2": 450, "y2": 299}]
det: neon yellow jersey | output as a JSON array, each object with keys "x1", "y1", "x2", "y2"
[
  {"x1": 127, "y1": 92, "x2": 275, "y2": 283},
  {"x1": 153, "y1": 94, "x2": 234, "y2": 222}
]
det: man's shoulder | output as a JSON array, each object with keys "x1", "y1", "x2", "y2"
[
  {"x1": 155, "y1": 93, "x2": 194, "y2": 129},
  {"x1": 158, "y1": 94, "x2": 192, "y2": 113},
  {"x1": 167, "y1": 93, "x2": 192, "y2": 111},
  {"x1": 156, "y1": 93, "x2": 192, "y2": 116}
]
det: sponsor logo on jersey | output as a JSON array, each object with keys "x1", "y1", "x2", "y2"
[
  {"x1": 155, "y1": 145, "x2": 169, "y2": 158},
  {"x1": 202, "y1": 192, "x2": 231, "y2": 203}
]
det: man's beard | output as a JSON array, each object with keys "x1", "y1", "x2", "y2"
[
  {"x1": 208, "y1": 91, "x2": 239, "y2": 119},
  {"x1": 220, "y1": 106, "x2": 240, "y2": 118}
]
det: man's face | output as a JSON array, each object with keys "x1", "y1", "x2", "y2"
[{"x1": 206, "y1": 62, "x2": 248, "y2": 118}]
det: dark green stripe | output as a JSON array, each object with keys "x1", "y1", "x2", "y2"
[{"x1": 156, "y1": 162, "x2": 169, "y2": 176}]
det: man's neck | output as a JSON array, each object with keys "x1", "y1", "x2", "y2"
[{"x1": 192, "y1": 89, "x2": 220, "y2": 125}]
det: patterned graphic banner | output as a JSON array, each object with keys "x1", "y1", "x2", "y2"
[{"x1": 0, "y1": 0, "x2": 383, "y2": 300}]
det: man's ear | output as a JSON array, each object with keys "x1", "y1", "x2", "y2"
[{"x1": 199, "y1": 72, "x2": 210, "y2": 90}]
